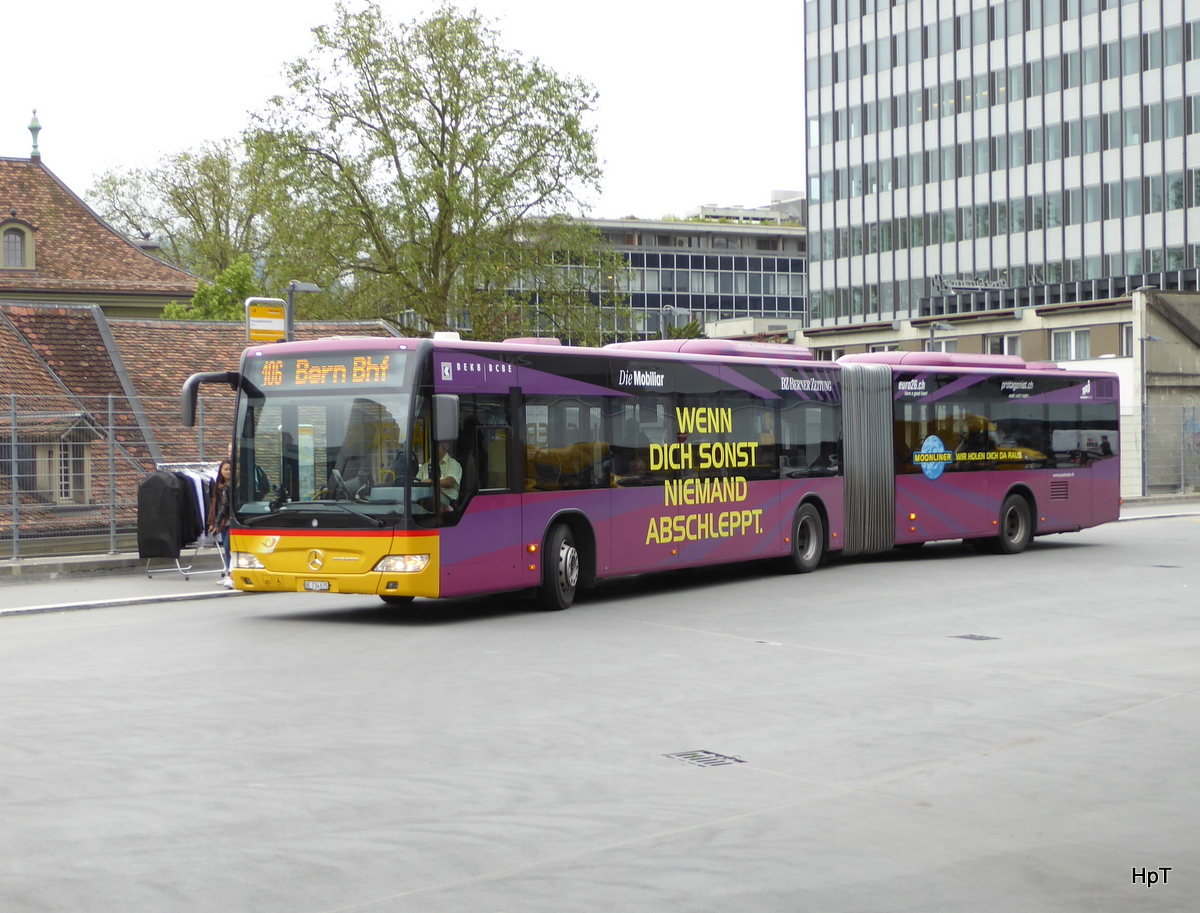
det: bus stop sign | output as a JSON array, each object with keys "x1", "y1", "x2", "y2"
[{"x1": 245, "y1": 297, "x2": 287, "y2": 343}]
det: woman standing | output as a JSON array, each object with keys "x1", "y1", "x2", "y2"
[{"x1": 208, "y1": 460, "x2": 234, "y2": 588}]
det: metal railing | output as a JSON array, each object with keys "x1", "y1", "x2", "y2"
[{"x1": 1, "y1": 394, "x2": 232, "y2": 560}]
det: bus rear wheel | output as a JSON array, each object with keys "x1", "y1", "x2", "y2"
[
  {"x1": 996, "y1": 494, "x2": 1033, "y2": 554},
  {"x1": 788, "y1": 504, "x2": 824, "y2": 573},
  {"x1": 537, "y1": 524, "x2": 580, "y2": 610}
]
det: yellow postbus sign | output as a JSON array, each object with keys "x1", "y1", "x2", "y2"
[{"x1": 245, "y1": 297, "x2": 287, "y2": 343}]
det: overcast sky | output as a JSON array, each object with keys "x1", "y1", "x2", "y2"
[{"x1": 4, "y1": 0, "x2": 805, "y2": 222}]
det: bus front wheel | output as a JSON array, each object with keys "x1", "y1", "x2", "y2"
[
  {"x1": 379, "y1": 595, "x2": 415, "y2": 607},
  {"x1": 788, "y1": 504, "x2": 824, "y2": 573},
  {"x1": 537, "y1": 524, "x2": 580, "y2": 610}
]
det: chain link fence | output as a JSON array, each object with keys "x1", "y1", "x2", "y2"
[
  {"x1": 1146, "y1": 404, "x2": 1200, "y2": 495},
  {"x1": 1, "y1": 394, "x2": 232, "y2": 560}
]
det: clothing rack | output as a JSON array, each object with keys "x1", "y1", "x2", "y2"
[{"x1": 139, "y1": 463, "x2": 224, "y2": 579}]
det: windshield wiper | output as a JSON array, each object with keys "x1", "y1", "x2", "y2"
[
  {"x1": 242, "y1": 501, "x2": 385, "y2": 528},
  {"x1": 242, "y1": 504, "x2": 295, "y2": 526},
  {"x1": 306, "y1": 501, "x2": 386, "y2": 527}
]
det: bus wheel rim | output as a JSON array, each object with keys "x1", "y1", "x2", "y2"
[
  {"x1": 559, "y1": 542, "x2": 579, "y2": 591},
  {"x1": 1004, "y1": 507, "x2": 1023, "y2": 541},
  {"x1": 798, "y1": 517, "x2": 816, "y2": 561}
]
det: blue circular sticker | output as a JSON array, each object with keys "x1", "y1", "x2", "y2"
[{"x1": 915, "y1": 435, "x2": 953, "y2": 480}]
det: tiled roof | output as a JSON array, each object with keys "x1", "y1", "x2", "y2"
[
  {"x1": 1, "y1": 304, "x2": 126, "y2": 396},
  {"x1": 0, "y1": 471, "x2": 138, "y2": 538},
  {"x1": 0, "y1": 303, "x2": 156, "y2": 466},
  {"x1": 0, "y1": 157, "x2": 198, "y2": 297},
  {"x1": 0, "y1": 309, "x2": 76, "y2": 400}
]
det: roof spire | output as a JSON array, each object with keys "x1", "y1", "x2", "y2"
[{"x1": 29, "y1": 110, "x2": 42, "y2": 161}]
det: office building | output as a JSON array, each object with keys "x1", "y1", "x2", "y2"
[
  {"x1": 589, "y1": 198, "x2": 808, "y2": 338},
  {"x1": 805, "y1": 0, "x2": 1200, "y2": 326}
]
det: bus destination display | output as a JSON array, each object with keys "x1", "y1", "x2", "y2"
[{"x1": 255, "y1": 354, "x2": 398, "y2": 390}]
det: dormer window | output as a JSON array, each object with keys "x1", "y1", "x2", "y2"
[
  {"x1": 3, "y1": 228, "x2": 22, "y2": 266},
  {"x1": 1, "y1": 222, "x2": 35, "y2": 269}
]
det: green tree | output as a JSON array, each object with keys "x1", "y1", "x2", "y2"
[
  {"x1": 666, "y1": 318, "x2": 705, "y2": 339},
  {"x1": 258, "y1": 2, "x2": 627, "y2": 342},
  {"x1": 87, "y1": 135, "x2": 309, "y2": 293},
  {"x1": 162, "y1": 253, "x2": 258, "y2": 320}
]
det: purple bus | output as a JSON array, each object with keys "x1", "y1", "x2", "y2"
[{"x1": 182, "y1": 336, "x2": 1119, "y2": 609}]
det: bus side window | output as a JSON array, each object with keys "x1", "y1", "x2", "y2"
[
  {"x1": 726, "y1": 393, "x2": 776, "y2": 480},
  {"x1": 781, "y1": 400, "x2": 840, "y2": 476},
  {"x1": 437, "y1": 395, "x2": 509, "y2": 513},
  {"x1": 634, "y1": 396, "x2": 671, "y2": 485},
  {"x1": 524, "y1": 395, "x2": 609, "y2": 491},
  {"x1": 458, "y1": 396, "x2": 511, "y2": 495},
  {"x1": 611, "y1": 404, "x2": 649, "y2": 480}
]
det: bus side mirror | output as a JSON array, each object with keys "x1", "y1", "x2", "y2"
[
  {"x1": 181, "y1": 371, "x2": 240, "y2": 427},
  {"x1": 433, "y1": 394, "x2": 460, "y2": 443}
]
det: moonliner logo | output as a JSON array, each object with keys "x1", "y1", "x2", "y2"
[
  {"x1": 897, "y1": 379, "x2": 927, "y2": 394},
  {"x1": 618, "y1": 369, "x2": 666, "y2": 387},
  {"x1": 781, "y1": 376, "x2": 833, "y2": 393}
]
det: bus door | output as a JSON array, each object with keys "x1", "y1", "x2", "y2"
[
  {"x1": 433, "y1": 390, "x2": 529, "y2": 598},
  {"x1": 608, "y1": 393, "x2": 672, "y2": 572},
  {"x1": 718, "y1": 373, "x2": 786, "y2": 561},
  {"x1": 522, "y1": 391, "x2": 612, "y2": 568}
]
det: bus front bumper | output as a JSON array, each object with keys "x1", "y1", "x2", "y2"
[
  {"x1": 229, "y1": 568, "x2": 439, "y2": 598},
  {"x1": 228, "y1": 530, "x2": 441, "y2": 598}
]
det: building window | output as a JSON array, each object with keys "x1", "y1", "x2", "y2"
[
  {"x1": 869, "y1": 344, "x2": 899, "y2": 352},
  {"x1": 1120, "y1": 323, "x2": 1134, "y2": 357},
  {"x1": 815, "y1": 347, "x2": 845, "y2": 361},
  {"x1": 1052, "y1": 329, "x2": 1091, "y2": 361},
  {"x1": 925, "y1": 339, "x2": 958, "y2": 353},
  {"x1": 3, "y1": 227, "x2": 27, "y2": 268},
  {"x1": 35, "y1": 442, "x2": 91, "y2": 505},
  {"x1": 986, "y1": 334, "x2": 1021, "y2": 356}
]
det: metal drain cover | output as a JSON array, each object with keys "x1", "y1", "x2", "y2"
[
  {"x1": 665, "y1": 750, "x2": 746, "y2": 767},
  {"x1": 950, "y1": 634, "x2": 1000, "y2": 641}
]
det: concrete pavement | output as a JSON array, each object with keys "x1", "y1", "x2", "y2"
[
  {"x1": 1, "y1": 494, "x2": 1197, "y2": 617},
  {"x1": 2, "y1": 512, "x2": 1198, "y2": 912},
  {"x1": 0, "y1": 549, "x2": 240, "y2": 616}
]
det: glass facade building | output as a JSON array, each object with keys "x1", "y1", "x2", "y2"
[
  {"x1": 591, "y1": 218, "x2": 808, "y2": 336},
  {"x1": 805, "y1": 0, "x2": 1200, "y2": 324}
]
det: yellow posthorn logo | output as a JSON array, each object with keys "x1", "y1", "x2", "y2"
[{"x1": 307, "y1": 549, "x2": 325, "y2": 570}]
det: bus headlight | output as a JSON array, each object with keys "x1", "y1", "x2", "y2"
[
  {"x1": 374, "y1": 554, "x2": 430, "y2": 573},
  {"x1": 232, "y1": 552, "x2": 265, "y2": 569}
]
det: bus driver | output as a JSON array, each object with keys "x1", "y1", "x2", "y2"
[{"x1": 418, "y1": 441, "x2": 462, "y2": 507}]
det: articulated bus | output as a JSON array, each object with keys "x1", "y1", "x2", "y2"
[{"x1": 182, "y1": 336, "x2": 1120, "y2": 610}]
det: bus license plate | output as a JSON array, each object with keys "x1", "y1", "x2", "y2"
[{"x1": 303, "y1": 580, "x2": 331, "y2": 592}]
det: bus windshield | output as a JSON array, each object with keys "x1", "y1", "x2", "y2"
[{"x1": 233, "y1": 349, "x2": 432, "y2": 526}]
